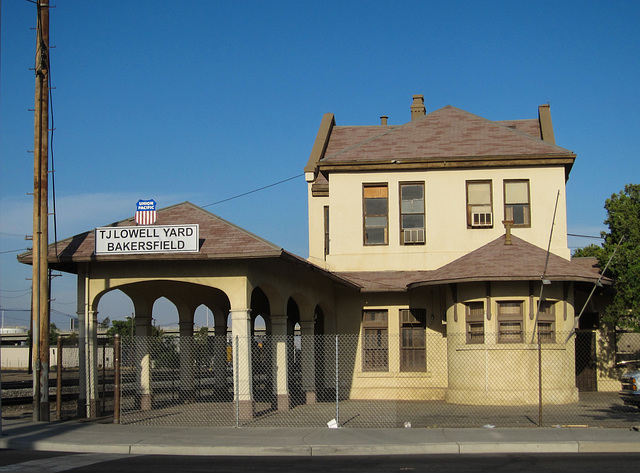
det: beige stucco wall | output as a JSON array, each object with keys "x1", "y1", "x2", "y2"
[
  {"x1": 445, "y1": 282, "x2": 578, "y2": 405},
  {"x1": 308, "y1": 166, "x2": 570, "y2": 271},
  {"x1": 332, "y1": 290, "x2": 449, "y2": 401}
]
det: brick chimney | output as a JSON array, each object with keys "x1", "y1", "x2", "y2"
[
  {"x1": 410, "y1": 95, "x2": 426, "y2": 120},
  {"x1": 538, "y1": 104, "x2": 556, "y2": 144}
]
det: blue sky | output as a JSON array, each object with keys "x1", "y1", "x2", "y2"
[{"x1": 1, "y1": 1, "x2": 639, "y2": 330}]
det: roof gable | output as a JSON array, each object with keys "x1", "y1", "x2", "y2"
[{"x1": 321, "y1": 105, "x2": 573, "y2": 164}]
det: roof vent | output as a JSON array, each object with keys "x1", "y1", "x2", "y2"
[
  {"x1": 410, "y1": 95, "x2": 426, "y2": 121},
  {"x1": 380, "y1": 115, "x2": 388, "y2": 125}
]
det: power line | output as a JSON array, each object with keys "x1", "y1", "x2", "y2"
[
  {"x1": 567, "y1": 233, "x2": 603, "y2": 239},
  {"x1": 201, "y1": 173, "x2": 304, "y2": 208}
]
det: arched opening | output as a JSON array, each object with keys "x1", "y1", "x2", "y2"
[
  {"x1": 250, "y1": 287, "x2": 272, "y2": 410},
  {"x1": 95, "y1": 289, "x2": 135, "y2": 336},
  {"x1": 194, "y1": 304, "x2": 214, "y2": 334},
  {"x1": 152, "y1": 297, "x2": 179, "y2": 332},
  {"x1": 313, "y1": 305, "x2": 328, "y2": 401}
]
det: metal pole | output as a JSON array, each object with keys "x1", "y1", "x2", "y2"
[
  {"x1": 114, "y1": 334, "x2": 121, "y2": 424},
  {"x1": 335, "y1": 335, "x2": 339, "y2": 427},
  {"x1": 235, "y1": 335, "x2": 239, "y2": 428},
  {"x1": 56, "y1": 335, "x2": 62, "y2": 419},
  {"x1": 538, "y1": 326, "x2": 543, "y2": 427}
]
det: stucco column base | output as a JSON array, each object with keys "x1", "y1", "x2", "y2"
[
  {"x1": 140, "y1": 393, "x2": 152, "y2": 411},
  {"x1": 305, "y1": 391, "x2": 317, "y2": 404},
  {"x1": 89, "y1": 399, "x2": 101, "y2": 418},
  {"x1": 238, "y1": 399, "x2": 255, "y2": 420},
  {"x1": 277, "y1": 393, "x2": 291, "y2": 411}
]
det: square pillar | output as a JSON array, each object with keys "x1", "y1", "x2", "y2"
[
  {"x1": 270, "y1": 315, "x2": 290, "y2": 411},
  {"x1": 135, "y1": 316, "x2": 153, "y2": 411},
  {"x1": 230, "y1": 309, "x2": 254, "y2": 419},
  {"x1": 179, "y1": 321, "x2": 195, "y2": 402},
  {"x1": 299, "y1": 321, "x2": 316, "y2": 404}
]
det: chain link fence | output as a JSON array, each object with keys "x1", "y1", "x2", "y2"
[{"x1": 115, "y1": 331, "x2": 640, "y2": 428}]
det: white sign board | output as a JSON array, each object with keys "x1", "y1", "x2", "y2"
[{"x1": 95, "y1": 224, "x2": 199, "y2": 255}]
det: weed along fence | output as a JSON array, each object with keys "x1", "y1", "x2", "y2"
[{"x1": 112, "y1": 332, "x2": 640, "y2": 428}]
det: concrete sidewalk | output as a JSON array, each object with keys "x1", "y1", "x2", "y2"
[{"x1": 0, "y1": 419, "x2": 640, "y2": 456}]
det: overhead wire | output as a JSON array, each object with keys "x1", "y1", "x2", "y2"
[{"x1": 201, "y1": 173, "x2": 304, "y2": 208}]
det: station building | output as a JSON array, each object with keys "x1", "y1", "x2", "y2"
[{"x1": 19, "y1": 95, "x2": 612, "y2": 417}]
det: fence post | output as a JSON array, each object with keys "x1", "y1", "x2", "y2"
[
  {"x1": 234, "y1": 335, "x2": 239, "y2": 428},
  {"x1": 538, "y1": 329, "x2": 543, "y2": 427},
  {"x1": 56, "y1": 335, "x2": 62, "y2": 420},
  {"x1": 114, "y1": 334, "x2": 121, "y2": 424},
  {"x1": 335, "y1": 334, "x2": 339, "y2": 427}
]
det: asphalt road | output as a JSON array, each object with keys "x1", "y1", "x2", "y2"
[{"x1": 1, "y1": 451, "x2": 640, "y2": 472}]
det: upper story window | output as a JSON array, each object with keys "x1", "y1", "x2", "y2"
[
  {"x1": 497, "y1": 301, "x2": 524, "y2": 343},
  {"x1": 466, "y1": 181, "x2": 493, "y2": 228},
  {"x1": 362, "y1": 309, "x2": 388, "y2": 371},
  {"x1": 363, "y1": 184, "x2": 388, "y2": 245},
  {"x1": 400, "y1": 183, "x2": 425, "y2": 245},
  {"x1": 504, "y1": 180, "x2": 530, "y2": 227}
]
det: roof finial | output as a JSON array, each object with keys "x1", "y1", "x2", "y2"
[{"x1": 502, "y1": 220, "x2": 515, "y2": 245}]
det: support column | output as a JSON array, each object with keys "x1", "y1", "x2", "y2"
[
  {"x1": 299, "y1": 320, "x2": 316, "y2": 404},
  {"x1": 179, "y1": 320, "x2": 195, "y2": 402},
  {"x1": 87, "y1": 309, "x2": 100, "y2": 417},
  {"x1": 230, "y1": 308, "x2": 254, "y2": 419},
  {"x1": 76, "y1": 270, "x2": 87, "y2": 418},
  {"x1": 135, "y1": 315, "x2": 153, "y2": 411},
  {"x1": 270, "y1": 315, "x2": 290, "y2": 411}
]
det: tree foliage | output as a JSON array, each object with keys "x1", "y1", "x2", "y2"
[
  {"x1": 105, "y1": 316, "x2": 163, "y2": 339},
  {"x1": 599, "y1": 184, "x2": 640, "y2": 330}
]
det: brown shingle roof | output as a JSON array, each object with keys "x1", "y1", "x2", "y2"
[
  {"x1": 19, "y1": 202, "x2": 283, "y2": 268},
  {"x1": 321, "y1": 106, "x2": 573, "y2": 165},
  {"x1": 336, "y1": 236, "x2": 608, "y2": 292}
]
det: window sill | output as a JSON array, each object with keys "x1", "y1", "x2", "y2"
[{"x1": 358, "y1": 371, "x2": 434, "y2": 378}]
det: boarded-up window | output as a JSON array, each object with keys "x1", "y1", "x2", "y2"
[
  {"x1": 465, "y1": 301, "x2": 485, "y2": 344},
  {"x1": 497, "y1": 301, "x2": 524, "y2": 343},
  {"x1": 504, "y1": 180, "x2": 530, "y2": 227},
  {"x1": 400, "y1": 309, "x2": 426, "y2": 371},
  {"x1": 362, "y1": 310, "x2": 388, "y2": 371},
  {"x1": 364, "y1": 185, "x2": 388, "y2": 245}
]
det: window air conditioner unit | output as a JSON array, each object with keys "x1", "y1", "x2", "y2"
[
  {"x1": 471, "y1": 212, "x2": 492, "y2": 227},
  {"x1": 403, "y1": 228, "x2": 425, "y2": 244}
]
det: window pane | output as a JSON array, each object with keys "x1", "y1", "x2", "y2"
[
  {"x1": 401, "y1": 184, "x2": 423, "y2": 201},
  {"x1": 505, "y1": 181, "x2": 529, "y2": 204},
  {"x1": 365, "y1": 216, "x2": 388, "y2": 228},
  {"x1": 401, "y1": 198, "x2": 424, "y2": 214},
  {"x1": 468, "y1": 182, "x2": 491, "y2": 205},
  {"x1": 402, "y1": 214, "x2": 424, "y2": 230},
  {"x1": 365, "y1": 198, "x2": 387, "y2": 215},
  {"x1": 506, "y1": 204, "x2": 529, "y2": 225},
  {"x1": 365, "y1": 228, "x2": 385, "y2": 244}
]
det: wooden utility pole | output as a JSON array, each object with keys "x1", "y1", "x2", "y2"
[{"x1": 32, "y1": 0, "x2": 50, "y2": 422}]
